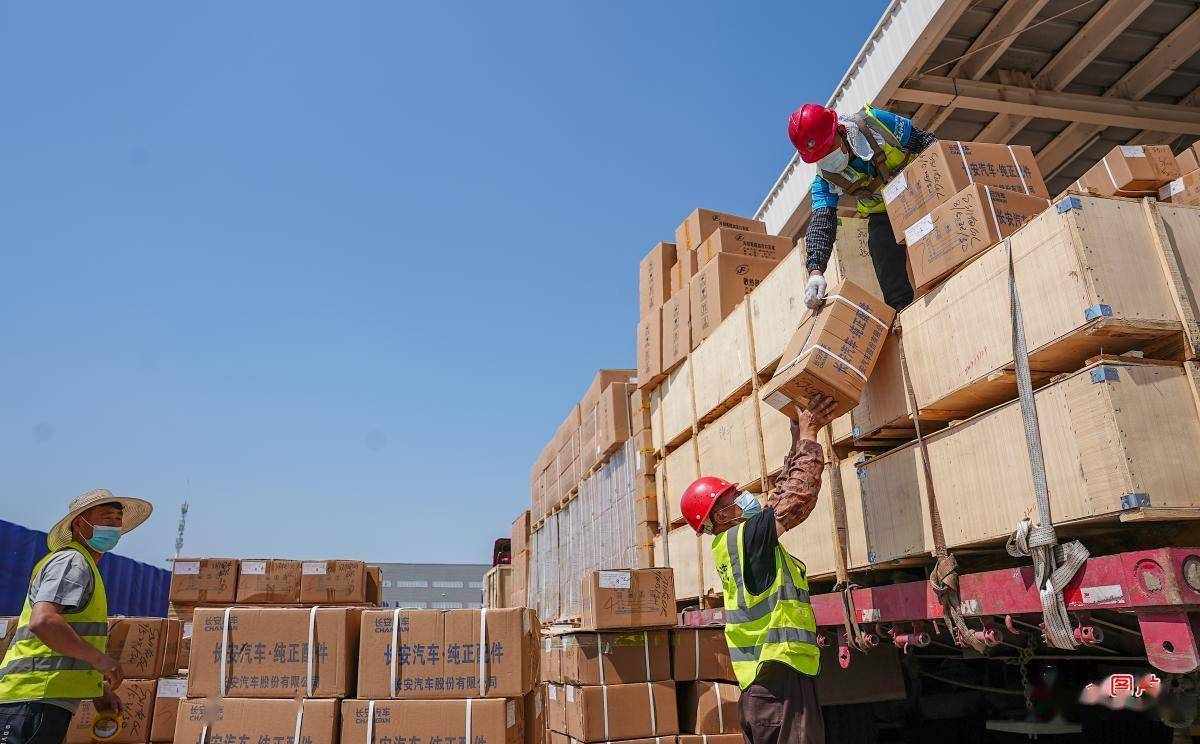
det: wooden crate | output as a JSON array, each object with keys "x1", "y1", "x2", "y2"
[
  {"x1": 749, "y1": 228, "x2": 881, "y2": 379},
  {"x1": 855, "y1": 360, "x2": 1200, "y2": 568},
  {"x1": 484, "y1": 564, "x2": 512, "y2": 608},
  {"x1": 692, "y1": 303, "x2": 755, "y2": 424},
  {"x1": 660, "y1": 357, "x2": 696, "y2": 450},
  {"x1": 697, "y1": 398, "x2": 765, "y2": 492},
  {"x1": 857, "y1": 195, "x2": 1192, "y2": 442},
  {"x1": 650, "y1": 385, "x2": 664, "y2": 454},
  {"x1": 778, "y1": 457, "x2": 866, "y2": 581},
  {"x1": 661, "y1": 437, "x2": 700, "y2": 528},
  {"x1": 653, "y1": 525, "x2": 707, "y2": 602}
]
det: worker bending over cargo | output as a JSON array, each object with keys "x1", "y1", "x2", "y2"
[
  {"x1": 680, "y1": 394, "x2": 838, "y2": 744},
  {"x1": 788, "y1": 103, "x2": 938, "y2": 311},
  {"x1": 0, "y1": 489, "x2": 152, "y2": 744}
]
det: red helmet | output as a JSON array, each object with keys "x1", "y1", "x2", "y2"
[
  {"x1": 681, "y1": 476, "x2": 737, "y2": 534},
  {"x1": 788, "y1": 104, "x2": 840, "y2": 164}
]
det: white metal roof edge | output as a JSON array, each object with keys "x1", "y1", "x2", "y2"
[{"x1": 754, "y1": 0, "x2": 958, "y2": 235}]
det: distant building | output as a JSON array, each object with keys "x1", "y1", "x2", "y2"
[{"x1": 374, "y1": 562, "x2": 491, "y2": 609}]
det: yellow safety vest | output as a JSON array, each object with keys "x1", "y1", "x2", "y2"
[
  {"x1": 0, "y1": 542, "x2": 108, "y2": 701},
  {"x1": 819, "y1": 104, "x2": 916, "y2": 216},
  {"x1": 711, "y1": 522, "x2": 820, "y2": 689}
]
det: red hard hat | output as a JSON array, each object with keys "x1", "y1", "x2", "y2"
[
  {"x1": 788, "y1": 104, "x2": 840, "y2": 164},
  {"x1": 681, "y1": 476, "x2": 737, "y2": 534}
]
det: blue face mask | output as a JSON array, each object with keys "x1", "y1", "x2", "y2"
[
  {"x1": 734, "y1": 492, "x2": 763, "y2": 520},
  {"x1": 82, "y1": 520, "x2": 121, "y2": 553}
]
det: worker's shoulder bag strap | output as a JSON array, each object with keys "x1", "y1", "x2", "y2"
[{"x1": 850, "y1": 107, "x2": 900, "y2": 182}]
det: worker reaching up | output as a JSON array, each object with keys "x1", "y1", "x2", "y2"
[
  {"x1": 680, "y1": 394, "x2": 839, "y2": 744},
  {"x1": 788, "y1": 103, "x2": 938, "y2": 312}
]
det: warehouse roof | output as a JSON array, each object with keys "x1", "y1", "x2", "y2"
[{"x1": 756, "y1": 0, "x2": 1200, "y2": 237}]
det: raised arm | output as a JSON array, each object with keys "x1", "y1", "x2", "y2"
[{"x1": 766, "y1": 396, "x2": 838, "y2": 537}]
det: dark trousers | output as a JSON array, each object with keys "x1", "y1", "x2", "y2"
[
  {"x1": 738, "y1": 661, "x2": 825, "y2": 744},
  {"x1": 867, "y1": 212, "x2": 913, "y2": 312},
  {"x1": 0, "y1": 702, "x2": 73, "y2": 744}
]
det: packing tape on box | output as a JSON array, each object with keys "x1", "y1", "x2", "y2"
[
  {"x1": 595, "y1": 633, "x2": 605, "y2": 685},
  {"x1": 293, "y1": 698, "x2": 305, "y2": 744},
  {"x1": 602, "y1": 685, "x2": 610, "y2": 741},
  {"x1": 367, "y1": 700, "x2": 376, "y2": 744},
  {"x1": 693, "y1": 630, "x2": 701, "y2": 681},
  {"x1": 390, "y1": 608, "x2": 401, "y2": 697},
  {"x1": 465, "y1": 698, "x2": 473, "y2": 744},
  {"x1": 791, "y1": 344, "x2": 868, "y2": 382},
  {"x1": 478, "y1": 607, "x2": 488, "y2": 695},
  {"x1": 219, "y1": 607, "x2": 233, "y2": 697},
  {"x1": 981, "y1": 187, "x2": 1004, "y2": 238},
  {"x1": 955, "y1": 141, "x2": 973, "y2": 185},
  {"x1": 201, "y1": 722, "x2": 209, "y2": 744},
  {"x1": 1008, "y1": 145, "x2": 1031, "y2": 195},
  {"x1": 647, "y1": 681, "x2": 658, "y2": 735},
  {"x1": 306, "y1": 605, "x2": 320, "y2": 696},
  {"x1": 716, "y1": 683, "x2": 725, "y2": 733},
  {"x1": 643, "y1": 631, "x2": 651, "y2": 681}
]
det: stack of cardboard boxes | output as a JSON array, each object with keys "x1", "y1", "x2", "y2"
[
  {"x1": 1159, "y1": 140, "x2": 1200, "y2": 207},
  {"x1": 670, "y1": 626, "x2": 741, "y2": 744},
  {"x1": 63, "y1": 617, "x2": 186, "y2": 744}
]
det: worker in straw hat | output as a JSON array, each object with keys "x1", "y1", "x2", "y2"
[
  {"x1": 0, "y1": 489, "x2": 152, "y2": 744},
  {"x1": 680, "y1": 394, "x2": 838, "y2": 744}
]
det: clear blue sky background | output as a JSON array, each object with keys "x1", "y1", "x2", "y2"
[{"x1": 1, "y1": 2, "x2": 887, "y2": 568}]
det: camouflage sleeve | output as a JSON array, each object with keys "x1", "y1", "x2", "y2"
[{"x1": 765, "y1": 438, "x2": 825, "y2": 534}]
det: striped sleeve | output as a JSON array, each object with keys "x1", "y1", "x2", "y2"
[{"x1": 804, "y1": 206, "x2": 837, "y2": 273}]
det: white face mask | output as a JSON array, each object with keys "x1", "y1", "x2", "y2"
[{"x1": 817, "y1": 146, "x2": 850, "y2": 174}]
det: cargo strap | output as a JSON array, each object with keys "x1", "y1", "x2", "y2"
[
  {"x1": 896, "y1": 326, "x2": 988, "y2": 653},
  {"x1": 367, "y1": 700, "x2": 376, "y2": 744},
  {"x1": 293, "y1": 698, "x2": 305, "y2": 744},
  {"x1": 821, "y1": 424, "x2": 869, "y2": 655},
  {"x1": 1000, "y1": 237, "x2": 1088, "y2": 650},
  {"x1": 306, "y1": 605, "x2": 319, "y2": 696}
]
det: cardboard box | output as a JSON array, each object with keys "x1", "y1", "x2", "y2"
[
  {"x1": 300, "y1": 560, "x2": 368, "y2": 604},
  {"x1": 580, "y1": 371, "x2": 637, "y2": 471},
  {"x1": 669, "y1": 628, "x2": 735, "y2": 682},
  {"x1": 66, "y1": 679, "x2": 156, "y2": 744},
  {"x1": 639, "y1": 242, "x2": 677, "y2": 318},
  {"x1": 1177, "y1": 147, "x2": 1199, "y2": 175},
  {"x1": 675, "y1": 208, "x2": 765, "y2": 254},
  {"x1": 679, "y1": 736, "x2": 743, "y2": 744},
  {"x1": 677, "y1": 681, "x2": 740, "y2": 734},
  {"x1": 670, "y1": 248, "x2": 699, "y2": 294},
  {"x1": 367, "y1": 565, "x2": 383, "y2": 607},
  {"x1": 579, "y1": 569, "x2": 675, "y2": 630},
  {"x1": 511, "y1": 511, "x2": 531, "y2": 557},
  {"x1": 595, "y1": 382, "x2": 634, "y2": 463},
  {"x1": 542, "y1": 635, "x2": 563, "y2": 683},
  {"x1": 1074, "y1": 144, "x2": 1181, "y2": 197},
  {"x1": 904, "y1": 183, "x2": 1049, "y2": 294},
  {"x1": 188, "y1": 607, "x2": 361, "y2": 698},
  {"x1": 235, "y1": 558, "x2": 302, "y2": 604},
  {"x1": 559, "y1": 630, "x2": 670, "y2": 685},
  {"x1": 1159, "y1": 170, "x2": 1200, "y2": 208},
  {"x1": 695, "y1": 228, "x2": 792, "y2": 265},
  {"x1": 629, "y1": 387, "x2": 653, "y2": 435},
  {"x1": 525, "y1": 688, "x2": 545, "y2": 744},
  {"x1": 169, "y1": 558, "x2": 238, "y2": 605},
  {"x1": 175, "y1": 698, "x2": 339, "y2": 744},
  {"x1": 551, "y1": 735, "x2": 665, "y2": 744},
  {"x1": 690, "y1": 254, "x2": 779, "y2": 345},
  {"x1": 150, "y1": 677, "x2": 188, "y2": 742},
  {"x1": 565, "y1": 681, "x2": 679, "y2": 742},
  {"x1": 108, "y1": 617, "x2": 183, "y2": 679},
  {"x1": 661, "y1": 291, "x2": 692, "y2": 369},
  {"x1": 760, "y1": 279, "x2": 894, "y2": 420},
  {"x1": 340, "y1": 699, "x2": 522, "y2": 744},
  {"x1": 357, "y1": 607, "x2": 538, "y2": 699},
  {"x1": 637, "y1": 308, "x2": 663, "y2": 388},
  {"x1": 0, "y1": 617, "x2": 18, "y2": 662},
  {"x1": 546, "y1": 683, "x2": 566, "y2": 733},
  {"x1": 882, "y1": 141, "x2": 1048, "y2": 242}
]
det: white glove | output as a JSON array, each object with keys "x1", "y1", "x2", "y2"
[{"x1": 804, "y1": 274, "x2": 827, "y2": 309}]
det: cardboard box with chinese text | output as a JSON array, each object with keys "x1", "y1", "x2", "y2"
[
  {"x1": 637, "y1": 308, "x2": 664, "y2": 388},
  {"x1": 169, "y1": 558, "x2": 238, "y2": 605},
  {"x1": 108, "y1": 617, "x2": 183, "y2": 679},
  {"x1": 694, "y1": 228, "x2": 792, "y2": 265},
  {"x1": 579, "y1": 569, "x2": 675, "y2": 630},
  {"x1": 300, "y1": 560, "x2": 368, "y2": 604},
  {"x1": 639, "y1": 243, "x2": 677, "y2": 318},
  {"x1": 675, "y1": 209, "x2": 765, "y2": 254},
  {"x1": 662, "y1": 291, "x2": 692, "y2": 367},
  {"x1": 175, "y1": 698, "x2": 339, "y2": 744},
  {"x1": 149, "y1": 677, "x2": 187, "y2": 742},
  {"x1": 236, "y1": 558, "x2": 302, "y2": 604},
  {"x1": 339, "y1": 698, "x2": 522, "y2": 744},
  {"x1": 690, "y1": 254, "x2": 779, "y2": 345},
  {"x1": 66, "y1": 679, "x2": 156, "y2": 744}
]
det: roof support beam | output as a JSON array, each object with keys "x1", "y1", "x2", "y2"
[
  {"x1": 1031, "y1": 6, "x2": 1200, "y2": 176},
  {"x1": 893, "y1": 77, "x2": 1200, "y2": 134},
  {"x1": 912, "y1": 0, "x2": 1050, "y2": 132},
  {"x1": 1127, "y1": 85, "x2": 1200, "y2": 146},
  {"x1": 974, "y1": 0, "x2": 1153, "y2": 143}
]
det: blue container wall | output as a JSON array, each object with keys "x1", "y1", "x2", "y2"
[{"x1": 0, "y1": 519, "x2": 170, "y2": 617}]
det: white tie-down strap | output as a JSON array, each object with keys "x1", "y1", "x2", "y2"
[
  {"x1": 693, "y1": 631, "x2": 701, "y2": 681},
  {"x1": 646, "y1": 682, "x2": 658, "y2": 735},
  {"x1": 601, "y1": 685, "x2": 610, "y2": 741},
  {"x1": 642, "y1": 631, "x2": 650, "y2": 680},
  {"x1": 1102, "y1": 156, "x2": 1120, "y2": 191},
  {"x1": 200, "y1": 723, "x2": 209, "y2": 744},
  {"x1": 366, "y1": 700, "x2": 376, "y2": 744},
  {"x1": 982, "y1": 187, "x2": 1003, "y2": 239},
  {"x1": 306, "y1": 606, "x2": 320, "y2": 696},
  {"x1": 791, "y1": 345, "x2": 868, "y2": 382},
  {"x1": 703, "y1": 736, "x2": 709, "y2": 744},
  {"x1": 595, "y1": 633, "x2": 605, "y2": 685},
  {"x1": 715, "y1": 684, "x2": 725, "y2": 732},
  {"x1": 478, "y1": 608, "x2": 488, "y2": 695},
  {"x1": 219, "y1": 607, "x2": 233, "y2": 697},
  {"x1": 293, "y1": 699, "x2": 305, "y2": 744},
  {"x1": 822, "y1": 293, "x2": 889, "y2": 331},
  {"x1": 955, "y1": 141, "x2": 972, "y2": 184},
  {"x1": 465, "y1": 698, "x2": 473, "y2": 744},
  {"x1": 1006, "y1": 146, "x2": 1031, "y2": 194},
  {"x1": 390, "y1": 608, "x2": 401, "y2": 697}
]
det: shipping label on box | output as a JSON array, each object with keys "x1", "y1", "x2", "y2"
[
  {"x1": 1159, "y1": 170, "x2": 1200, "y2": 208},
  {"x1": 579, "y1": 568, "x2": 675, "y2": 630},
  {"x1": 188, "y1": 607, "x2": 361, "y2": 698},
  {"x1": 236, "y1": 558, "x2": 302, "y2": 604},
  {"x1": 150, "y1": 677, "x2": 188, "y2": 742},
  {"x1": 884, "y1": 141, "x2": 1047, "y2": 243},
  {"x1": 341, "y1": 698, "x2": 522, "y2": 744},
  {"x1": 669, "y1": 628, "x2": 735, "y2": 682},
  {"x1": 905, "y1": 183, "x2": 1050, "y2": 294},
  {"x1": 66, "y1": 679, "x2": 155, "y2": 744},
  {"x1": 357, "y1": 607, "x2": 538, "y2": 699},
  {"x1": 675, "y1": 208, "x2": 766, "y2": 254},
  {"x1": 175, "y1": 698, "x2": 339, "y2": 744},
  {"x1": 299, "y1": 560, "x2": 367, "y2": 604},
  {"x1": 169, "y1": 558, "x2": 238, "y2": 605},
  {"x1": 560, "y1": 629, "x2": 670, "y2": 685},
  {"x1": 695, "y1": 228, "x2": 792, "y2": 265},
  {"x1": 640, "y1": 242, "x2": 677, "y2": 318}
]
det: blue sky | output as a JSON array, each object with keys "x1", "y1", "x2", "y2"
[{"x1": 1, "y1": 2, "x2": 887, "y2": 568}]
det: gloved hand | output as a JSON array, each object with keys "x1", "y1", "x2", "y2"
[{"x1": 804, "y1": 273, "x2": 827, "y2": 309}]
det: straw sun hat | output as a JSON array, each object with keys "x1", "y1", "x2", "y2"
[{"x1": 47, "y1": 488, "x2": 153, "y2": 551}]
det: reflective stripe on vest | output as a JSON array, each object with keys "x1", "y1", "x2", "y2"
[
  {"x1": 712, "y1": 523, "x2": 820, "y2": 688},
  {"x1": 0, "y1": 542, "x2": 108, "y2": 702}
]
